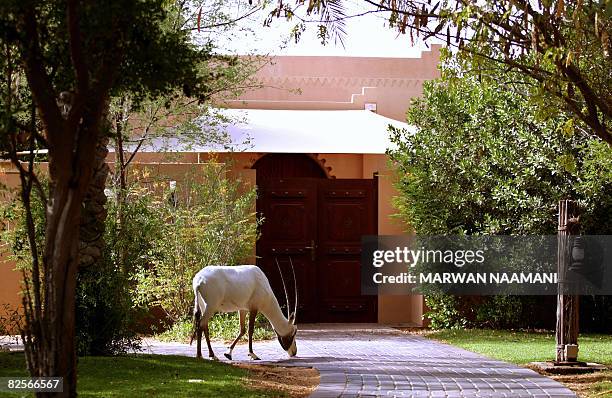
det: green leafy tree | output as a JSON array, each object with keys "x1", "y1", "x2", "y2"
[
  {"x1": 389, "y1": 56, "x2": 612, "y2": 236},
  {"x1": 389, "y1": 55, "x2": 612, "y2": 330},
  {"x1": 0, "y1": 0, "x2": 246, "y2": 394},
  {"x1": 107, "y1": 0, "x2": 265, "y2": 275}
]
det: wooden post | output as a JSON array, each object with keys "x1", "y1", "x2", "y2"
[{"x1": 556, "y1": 200, "x2": 580, "y2": 363}]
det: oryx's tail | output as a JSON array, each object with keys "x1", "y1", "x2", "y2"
[{"x1": 189, "y1": 290, "x2": 205, "y2": 346}]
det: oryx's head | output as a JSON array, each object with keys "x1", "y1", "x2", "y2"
[
  {"x1": 276, "y1": 312, "x2": 297, "y2": 357},
  {"x1": 275, "y1": 257, "x2": 298, "y2": 357}
]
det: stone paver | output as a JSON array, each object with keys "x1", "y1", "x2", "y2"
[{"x1": 141, "y1": 324, "x2": 576, "y2": 398}]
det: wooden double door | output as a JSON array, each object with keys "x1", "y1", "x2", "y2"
[{"x1": 256, "y1": 177, "x2": 377, "y2": 323}]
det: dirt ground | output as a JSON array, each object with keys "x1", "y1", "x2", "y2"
[
  {"x1": 528, "y1": 367, "x2": 612, "y2": 398},
  {"x1": 236, "y1": 363, "x2": 320, "y2": 398}
]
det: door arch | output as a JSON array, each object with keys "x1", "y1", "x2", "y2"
[{"x1": 252, "y1": 153, "x2": 328, "y2": 181}]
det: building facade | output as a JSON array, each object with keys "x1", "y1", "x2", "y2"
[{"x1": 0, "y1": 46, "x2": 441, "y2": 326}]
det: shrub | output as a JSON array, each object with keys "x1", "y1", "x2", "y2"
[
  {"x1": 75, "y1": 263, "x2": 141, "y2": 355},
  {"x1": 75, "y1": 188, "x2": 162, "y2": 355},
  {"x1": 390, "y1": 54, "x2": 612, "y2": 330},
  {"x1": 156, "y1": 312, "x2": 274, "y2": 343},
  {"x1": 424, "y1": 295, "x2": 467, "y2": 330},
  {"x1": 77, "y1": 162, "x2": 261, "y2": 351},
  {"x1": 133, "y1": 163, "x2": 260, "y2": 324},
  {"x1": 475, "y1": 296, "x2": 522, "y2": 329}
]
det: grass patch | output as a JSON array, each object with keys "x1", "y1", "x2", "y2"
[
  {"x1": 425, "y1": 329, "x2": 612, "y2": 365},
  {"x1": 156, "y1": 313, "x2": 274, "y2": 343},
  {"x1": 0, "y1": 352, "x2": 285, "y2": 397},
  {"x1": 424, "y1": 329, "x2": 612, "y2": 398}
]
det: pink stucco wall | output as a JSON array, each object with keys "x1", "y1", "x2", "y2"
[{"x1": 222, "y1": 45, "x2": 441, "y2": 122}]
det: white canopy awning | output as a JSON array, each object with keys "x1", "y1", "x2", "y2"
[{"x1": 132, "y1": 108, "x2": 415, "y2": 154}]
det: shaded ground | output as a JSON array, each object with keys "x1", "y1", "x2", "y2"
[{"x1": 0, "y1": 351, "x2": 299, "y2": 397}]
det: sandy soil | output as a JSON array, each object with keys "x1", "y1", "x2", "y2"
[
  {"x1": 236, "y1": 363, "x2": 320, "y2": 398},
  {"x1": 527, "y1": 367, "x2": 612, "y2": 398}
]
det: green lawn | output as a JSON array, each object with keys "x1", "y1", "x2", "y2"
[
  {"x1": 425, "y1": 329, "x2": 612, "y2": 365},
  {"x1": 0, "y1": 352, "x2": 283, "y2": 397}
]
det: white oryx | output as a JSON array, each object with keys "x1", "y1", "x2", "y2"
[{"x1": 190, "y1": 261, "x2": 298, "y2": 360}]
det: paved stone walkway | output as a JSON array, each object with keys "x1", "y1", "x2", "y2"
[{"x1": 142, "y1": 324, "x2": 576, "y2": 398}]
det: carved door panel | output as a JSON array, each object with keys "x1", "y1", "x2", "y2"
[
  {"x1": 256, "y1": 178, "x2": 319, "y2": 323},
  {"x1": 256, "y1": 177, "x2": 377, "y2": 323},
  {"x1": 317, "y1": 179, "x2": 378, "y2": 322}
]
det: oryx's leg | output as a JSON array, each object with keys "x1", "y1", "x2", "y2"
[
  {"x1": 247, "y1": 309, "x2": 260, "y2": 360},
  {"x1": 224, "y1": 310, "x2": 247, "y2": 360},
  {"x1": 196, "y1": 324, "x2": 203, "y2": 359},
  {"x1": 199, "y1": 306, "x2": 217, "y2": 360},
  {"x1": 194, "y1": 307, "x2": 203, "y2": 359},
  {"x1": 202, "y1": 321, "x2": 217, "y2": 360}
]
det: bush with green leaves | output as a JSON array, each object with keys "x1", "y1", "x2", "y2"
[
  {"x1": 75, "y1": 162, "x2": 262, "y2": 352},
  {"x1": 424, "y1": 295, "x2": 468, "y2": 330},
  {"x1": 474, "y1": 296, "x2": 523, "y2": 329},
  {"x1": 74, "y1": 190, "x2": 164, "y2": 355},
  {"x1": 390, "y1": 55, "x2": 612, "y2": 330},
  {"x1": 0, "y1": 177, "x2": 150, "y2": 355},
  {"x1": 133, "y1": 163, "x2": 260, "y2": 324},
  {"x1": 390, "y1": 74, "x2": 612, "y2": 236},
  {"x1": 75, "y1": 261, "x2": 142, "y2": 356}
]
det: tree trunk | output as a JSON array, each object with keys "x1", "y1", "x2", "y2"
[
  {"x1": 36, "y1": 109, "x2": 106, "y2": 397},
  {"x1": 42, "y1": 184, "x2": 88, "y2": 397},
  {"x1": 79, "y1": 125, "x2": 110, "y2": 268}
]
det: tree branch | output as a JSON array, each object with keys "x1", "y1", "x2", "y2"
[
  {"x1": 188, "y1": 5, "x2": 262, "y2": 31},
  {"x1": 67, "y1": 0, "x2": 88, "y2": 95},
  {"x1": 18, "y1": 6, "x2": 65, "y2": 157}
]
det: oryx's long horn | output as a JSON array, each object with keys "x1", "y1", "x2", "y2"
[
  {"x1": 289, "y1": 256, "x2": 297, "y2": 324},
  {"x1": 275, "y1": 257, "x2": 291, "y2": 319}
]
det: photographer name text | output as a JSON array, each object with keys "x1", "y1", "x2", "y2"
[{"x1": 372, "y1": 272, "x2": 558, "y2": 285}]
